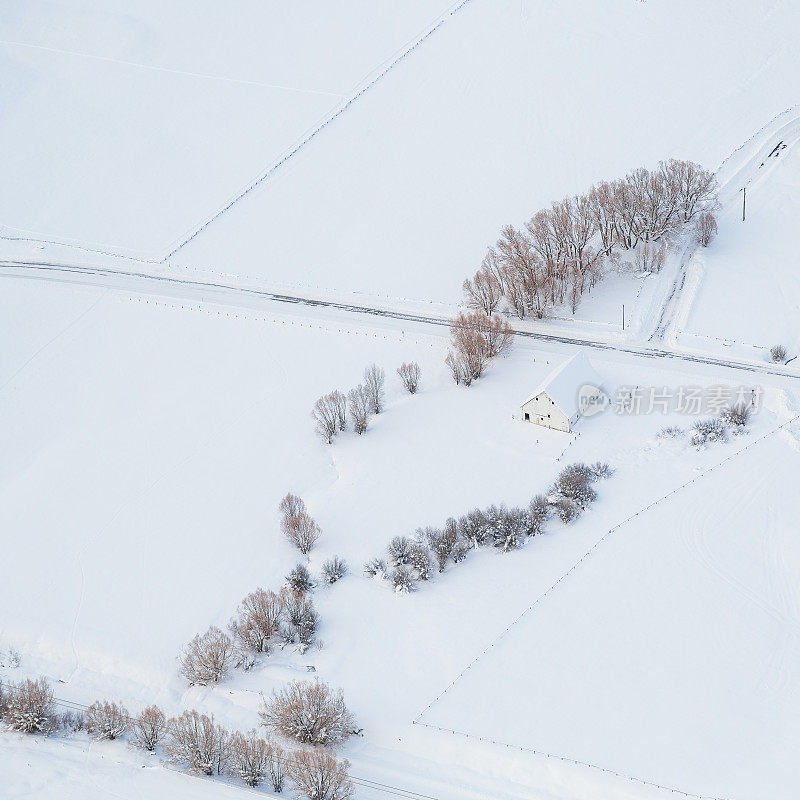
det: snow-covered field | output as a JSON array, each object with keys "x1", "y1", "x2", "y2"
[{"x1": 4, "y1": 2, "x2": 800, "y2": 799}]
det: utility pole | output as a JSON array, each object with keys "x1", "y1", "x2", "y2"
[{"x1": 742, "y1": 187, "x2": 746, "y2": 221}]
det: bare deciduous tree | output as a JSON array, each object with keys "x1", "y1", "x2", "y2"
[
  {"x1": 230, "y1": 730, "x2": 275, "y2": 788},
  {"x1": 397, "y1": 361, "x2": 421, "y2": 394},
  {"x1": 329, "y1": 389, "x2": 347, "y2": 432},
  {"x1": 634, "y1": 241, "x2": 666, "y2": 273},
  {"x1": 347, "y1": 384, "x2": 372, "y2": 434},
  {"x1": 286, "y1": 563, "x2": 315, "y2": 594},
  {"x1": 283, "y1": 509, "x2": 321, "y2": 554},
  {"x1": 286, "y1": 749, "x2": 354, "y2": 800},
  {"x1": 132, "y1": 705, "x2": 166, "y2": 751},
  {"x1": 86, "y1": 700, "x2": 129, "y2": 740},
  {"x1": 280, "y1": 589, "x2": 319, "y2": 650},
  {"x1": 166, "y1": 710, "x2": 231, "y2": 776},
  {"x1": 230, "y1": 588, "x2": 284, "y2": 653},
  {"x1": 180, "y1": 626, "x2": 234, "y2": 685},
  {"x1": 312, "y1": 394, "x2": 340, "y2": 444},
  {"x1": 259, "y1": 679, "x2": 355, "y2": 747},
  {"x1": 363, "y1": 364, "x2": 385, "y2": 414},
  {"x1": 770, "y1": 344, "x2": 787, "y2": 363},
  {"x1": 696, "y1": 211, "x2": 718, "y2": 247}
]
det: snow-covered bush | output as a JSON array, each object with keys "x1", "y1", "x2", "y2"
[
  {"x1": 2, "y1": 677, "x2": 56, "y2": 734},
  {"x1": 286, "y1": 563, "x2": 315, "y2": 594},
  {"x1": 387, "y1": 536, "x2": 414, "y2": 568},
  {"x1": 347, "y1": 384, "x2": 372, "y2": 434},
  {"x1": 456, "y1": 508, "x2": 489, "y2": 548},
  {"x1": 451, "y1": 539, "x2": 470, "y2": 563},
  {"x1": 363, "y1": 557, "x2": 388, "y2": 578},
  {"x1": 689, "y1": 417, "x2": 728, "y2": 448},
  {"x1": 363, "y1": 364, "x2": 385, "y2": 415},
  {"x1": 166, "y1": 710, "x2": 231, "y2": 776},
  {"x1": 696, "y1": 211, "x2": 717, "y2": 246},
  {"x1": 286, "y1": 748, "x2": 354, "y2": 800},
  {"x1": 259, "y1": 679, "x2": 356, "y2": 747},
  {"x1": 390, "y1": 565, "x2": 416, "y2": 593},
  {"x1": 426, "y1": 521, "x2": 458, "y2": 572},
  {"x1": 132, "y1": 705, "x2": 166, "y2": 751},
  {"x1": 230, "y1": 588, "x2": 283, "y2": 653},
  {"x1": 397, "y1": 361, "x2": 421, "y2": 394},
  {"x1": 528, "y1": 494, "x2": 550, "y2": 534},
  {"x1": 283, "y1": 509, "x2": 321, "y2": 555},
  {"x1": 770, "y1": 344, "x2": 787, "y2": 363},
  {"x1": 552, "y1": 463, "x2": 597, "y2": 508},
  {"x1": 657, "y1": 425, "x2": 684, "y2": 440},
  {"x1": 58, "y1": 710, "x2": 86, "y2": 733},
  {"x1": 322, "y1": 556, "x2": 348, "y2": 584},
  {"x1": 554, "y1": 497, "x2": 580, "y2": 523},
  {"x1": 86, "y1": 700, "x2": 129, "y2": 740},
  {"x1": 312, "y1": 394, "x2": 340, "y2": 444},
  {"x1": 0, "y1": 648, "x2": 20, "y2": 668},
  {"x1": 281, "y1": 590, "x2": 319, "y2": 649},
  {"x1": 180, "y1": 626, "x2": 234, "y2": 685},
  {"x1": 721, "y1": 404, "x2": 751, "y2": 430},
  {"x1": 408, "y1": 541, "x2": 432, "y2": 581},
  {"x1": 230, "y1": 730, "x2": 282, "y2": 788}
]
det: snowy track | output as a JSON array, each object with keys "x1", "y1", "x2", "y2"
[{"x1": 2, "y1": 259, "x2": 799, "y2": 382}]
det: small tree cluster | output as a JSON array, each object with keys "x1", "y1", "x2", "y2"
[
  {"x1": 259, "y1": 678, "x2": 356, "y2": 748},
  {"x1": 721, "y1": 403, "x2": 751, "y2": 430},
  {"x1": 446, "y1": 311, "x2": 514, "y2": 386},
  {"x1": 463, "y1": 159, "x2": 717, "y2": 319},
  {"x1": 696, "y1": 211, "x2": 718, "y2": 247},
  {"x1": 397, "y1": 361, "x2": 421, "y2": 394},
  {"x1": 1, "y1": 677, "x2": 56, "y2": 734},
  {"x1": 366, "y1": 463, "x2": 612, "y2": 592},
  {"x1": 280, "y1": 493, "x2": 321, "y2": 554},
  {"x1": 312, "y1": 364, "x2": 387, "y2": 443},
  {"x1": 179, "y1": 626, "x2": 234, "y2": 685},
  {"x1": 86, "y1": 700, "x2": 129, "y2": 740},
  {"x1": 132, "y1": 705, "x2": 167, "y2": 751},
  {"x1": 230, "y1": 729, "x2": 285, "y2": 791},
  {"x1": 280, "y1": 590, "x2": 320, "y2": 651}
]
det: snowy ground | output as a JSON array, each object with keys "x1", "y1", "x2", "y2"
[{"x1": 2, "y1": 275, "x2": 799, "y2": 799}]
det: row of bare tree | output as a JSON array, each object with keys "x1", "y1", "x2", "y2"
[
  {"x1": 463, "y1": 159, "x2": 718, "y2": 319},
  {"x1": 0, "y1": 676, "x2": 354, "y2": 799}
]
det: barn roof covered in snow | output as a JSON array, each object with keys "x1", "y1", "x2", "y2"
[{"x1": 522, "y1": 352, "x2": 603, "y2": 419}]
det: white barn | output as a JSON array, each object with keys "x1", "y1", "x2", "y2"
[{"x1": 521, "y1": 352, "x2": 605, "y2": 433}]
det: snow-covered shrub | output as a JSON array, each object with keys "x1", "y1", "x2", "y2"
[
  {"x1": 0, "y1": 648, "x2": 20, "y2": 668},
  {"x1": 58, "y1": 710, "x2": 86, "y2": 733},
  {"x1": 528, "y1": 494, "x2": 550, "y2": 534},
  {"x1": 408, "y1": 541, "x2": 432, "y2": 581},
  {"x1": 322, "y1": 556, "x2": 348, "y2": 584},
  {"x1": 230, "y1": 730, "x2": 279, "y2": 788},
  {"x1": 347, "y1": 384, "x2": 372, "y2": 434},
  {"x1": 554, "y1": 497, "x2": 580, "y2": 523},
  {"x1": 312, "y1": 394, "x2": 340, "y2": 444},
  {"x1": 286, "y1": 748, "x2": 354, "y2": 800},
  {"x1": 86, "y1": 700, "x2": 129, "y2": 740},
  {"x1": 259, "y1": 679, "x2": 356, "y2": 747},
  {"x1": 166, "y1": 710, "x2": 231, "y2": 776},
  {"x1": 180, "y1": 626, "x2": 234, "y2": 685},
  {"x1": 589, "y1": 461, "x2": 614, "y2": 480},
  {"x1": 696, "y1": 211, "x2": 717, "y2": 247},
  {"x1": 286, "y1": 563, "x2": 315, "y2": 594},
  {"x1": 363, "y1": 557, "x2": 388, "y2": 578},
  {"x1": 390, "y1": 565, "x2": 416, "y2": 593},
  {"x1": 552, "y1": 463, "x2": 598, "y2": 508},
  {"x1": 283, "y1": 510, "x2": 321, "y2": 555},
  {"x1": 230, "y1": 588, "x2": 284, "y2": 654},
  {"x1": 132, "y1": 705, "x2": 166, "y2": 751},
  {"x1": 770, "y1": 344, "x2": 787, "y2": 363},
  {"x1": 721, "y1": 404, "x2": 751, "y2": 430},
  {"x1": 363, "y1": 364, "x2": 385, "y2": 415},
  {"x1": 426, "y1": 521, "x2": 458, "y2": 572},
  {"x1": 451, "y1": 539, "x2": 470, "y2": 563},
  {"x1": 657, "y1": 425, "x2": 684, "y2": 440},
  {"x1": 689, "y1": 417, "x2": 728, "y2": 448},
  {"x1": 456, "y1": 508, "x2": 489, "y2": 548},
  {"x1": 387, "y1": 536, "x2": 414, "y2": 568},
  {"x1": 281, "y1": 590, "x2": 319, "y2": 649},
  {"x1": 397, "y1": 361, "x2": 421, "y2": 394},
  {"x1": 2, "y1": 677, "x2": 55, "y2": 734}
]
